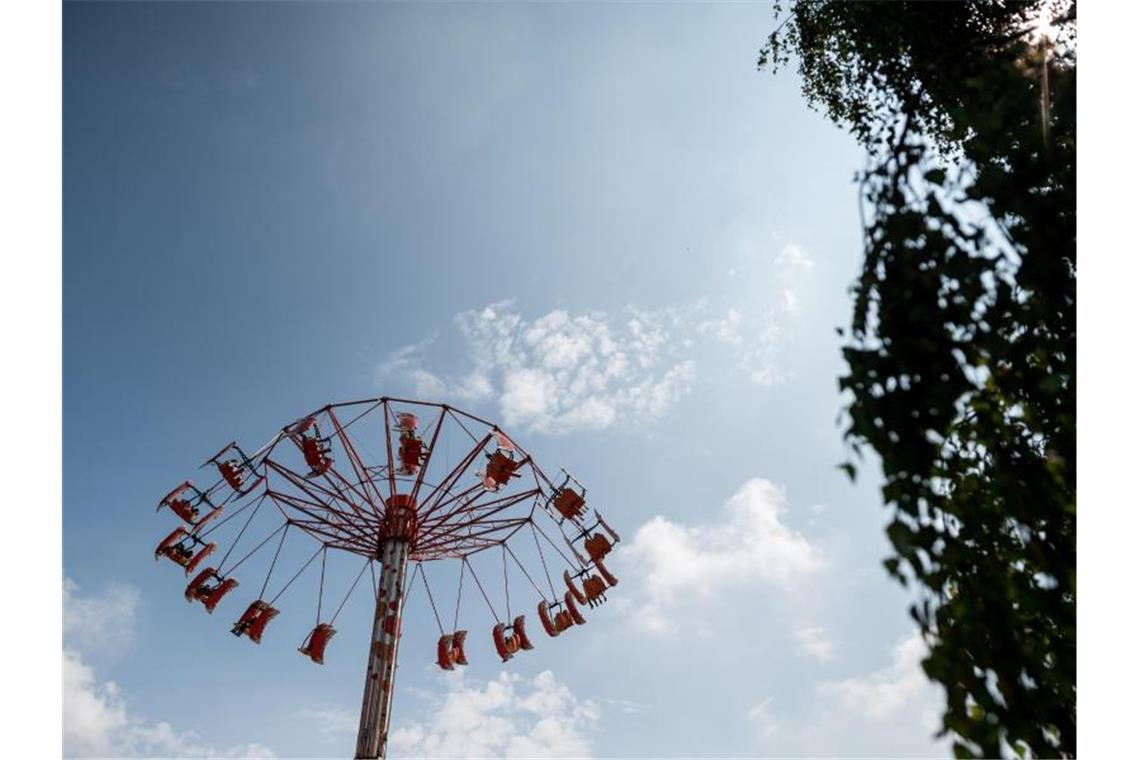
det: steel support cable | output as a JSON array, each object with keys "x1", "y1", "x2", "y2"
[
  {"x1": 464, "y1": 557, "x2": 500, "y2": 622},
  {"x1": 502, "y1": 545, "x2": 511, "y2": 619},
  {"x1": 268, "y1": 541, "x2": 325, "y2": 607},
  {"x1": 259, "y1": 524, "x2": 291, "y2": 599},
  {"x1": 403, "y1": 562, "x2": 422, "y2": 615},
  {"x1": 315, "y1": 547, "x2": 327, "y2": 625},
  {"x1": 196, "y1": 491, "x2": 264, "y2": 541},
  {"x1": 505, "y1": 542, "x2": 547, "y2": 601},
  {"x1": 532, "y1": 520, "x2": 584, "y2": 571},
  {"x1": 530, "y1": 522, "x2": 558, "y2": 599},
  {"x1": 219, "y1": 520, "x2": 287, "y2": 577},
  {"x1": 419, "y1": 563, "x2": 446, "y2": 636},
  {"x1": 448, "y1": 408, "x2": 482, "y2": 446},
  {"x1": 452, "y1": 561, "x2": 465, "y2": 631},
  {"x1": 212, "y1": 493, "x2": 268, "y2": 568},
  {"x1": 329, "y1": 556, "x2": 371, "y2": 625}
]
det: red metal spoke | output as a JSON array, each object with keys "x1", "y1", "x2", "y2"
[{"x1": 327, "y1": 406, "x2": 386, "y2": 515}]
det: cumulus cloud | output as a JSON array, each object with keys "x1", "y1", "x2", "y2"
[
  {"x1": 374, "y1": 285, "x2": 817, "y2": 435},
  {"x1": 376, "y1": 302, "x2": 700, "y2": 434},
  {"x1": 389, "y1": 670, "x2": 600, "y2": 759},
  {"x1": 618, "y1": 478, "x2": 824, "y2": 634},
  {"x1": 748, "y1": 697, "x2": 780, "y2": 739},
  {"x1": 63, "y1": 578, "x2": 275, "y2": 758},
  {"x1": 64, "y1": 650, "x2": 275, "y2": 758},
  {"x1": 63, "y1": 578, "x2": 139, "y2": 657},
  {"x1": 793, "y1": 626, "x2": 837, "y2": 663},
  {"x1": 819, "y1": 631, "x2": 941, "y2": 730},
  {"x1": 296, "y1": 706, "x2": 358, "y2": 739},
  {"x1": 775, "y1": 244, "x2": 815, "y2": 314}
]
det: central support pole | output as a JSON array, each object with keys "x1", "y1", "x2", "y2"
[{"x1": 355, "y1": 497, "x2": 417, "y2": 760}]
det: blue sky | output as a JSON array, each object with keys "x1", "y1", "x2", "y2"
[{"x1": 64, "y1": 2, "x2": 947, "y2": 757}]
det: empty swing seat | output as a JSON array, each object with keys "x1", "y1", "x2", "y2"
[
  {"x1": 492, "y1": 615, "x2": 534, "y2": 662},
  {"x1": 538, "y1": 601, "x2": 576, "y2": 638},
  {"x1": 436, "y1": 630, "x2": 468, "y2": 671},
  {"x1": 584, "y1": 533, "x2": 613, "y2": 563},
  {"x1": 299, "y1": 623, "x2": 337, "y2": 665}
]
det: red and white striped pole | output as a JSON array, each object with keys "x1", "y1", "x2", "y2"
[{"x1": 355, "y1": 497, "x2": 416, "y2": 759}]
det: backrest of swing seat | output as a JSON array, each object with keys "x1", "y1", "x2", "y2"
[
  {"x1": 436, "y1": 634, "x2": 455, "y2": 670},
  {"x1": 246, "y1": 606, "x2": 279, "y2": 643},
  {"x1": 204, "y1": 578, "x2": 239, "y2": 613},
  {"x1": 554, "y1": 610, "x2": 574, "y2": 631},
  {"x1": 217, "y1": 460, "x2": 244, "y2": 490},
  {"x1": 452, "y1": 630, "x2": 468, "y2": 664},
  {"x1": 185, "y1": 568, "x2": 215, "y2": 601},
  {"x1": 184, "y1": 543, "x2": 216, "y2": 576},
  {"x1": 554, "y1": 489, "x2": 585, "y2": 519},
  {"x1": 564, "y1": 591, "x2": 587, "y2": 626},
  {"x1": 582, "y1": 575, "x2": 607, "y2": 601},
  {"x1": 156, "y1": 527, "x2": 189, "y2": 559},
  {"x1": 236, "y1": 600, "x2": 266, "y2": 628},
  {"x1": 594, "y1": 558, "x2": 619, "y2": 587},
  {"x1": 492, "y1": 623, "x2": 513, "y2": 661},
  {"x1": 302, "y1": 624, "x2": 336, "y2": 664},
  {"x1": 168, "y1": 499, "x2": 198, "y2": 524},
  {"x1": 160, "y1": 480, "x2": 193, "y2": 507},
  {"x1": 584, "y1": 533, "x2": 612, "y2": 562},
  {"x1": 193, "y1": 506, "x2": 224, "y2": 532},
  {"x1": 512, "y1": 615, "x2": 534, "y2": 650},
  {"x1": 538, "y1": 602, "x2": 561, "y2": 638},
  {"x1": 486, "y1": 451, "x2": 517, "y2": 481}
]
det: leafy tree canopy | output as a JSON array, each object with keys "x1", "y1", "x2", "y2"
[{"x1": 759, "y1": 2, "x2": 1075, "y2": 757}]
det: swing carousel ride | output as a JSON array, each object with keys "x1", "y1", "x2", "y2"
[{"x1": 152, "y1": 397, "x2": 620, "y2": 759}]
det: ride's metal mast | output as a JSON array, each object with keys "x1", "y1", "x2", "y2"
[{"x1": 355, "y1": 498, "x2": 417, "y2": 759}]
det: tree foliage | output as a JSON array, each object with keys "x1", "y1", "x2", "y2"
[{"x1": 759, "y1": 2, "x2": 1075, "y2": 757}]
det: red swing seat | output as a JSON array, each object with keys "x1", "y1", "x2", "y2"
[
  {"x1": 233, "y1": 600, "x2": 279, "y2": 644},
  {"x1": 436, "y1": 630, "x2": 468, "y2": 671},
  {"x1": 492, "y1": 615, "x2": 534, "y2": 662},
  {"x1": 216, "y1": 459, "x2": 245, "y2": 491},
  {"x1": 184, "y1": 568, "x2": 239, "y2": 613},
  {"x1": 538, "y1": 600, "x2": 577, "y2": 638},
  {"x1": 158, "y1": 481, "x2": 201, "y2": 525},
  {"x1": 398, "y1": 434, "x2": 425, "y2": 475},
  {"x1": 584, "y1": 533, "x2": 613, "y2": 563},
  {"x1": 483, "y1": 451, "x2": 522, "y2": 491},
  {"x1": 552, "y1": 488, "x2": 586, "y2": 521},
  {"x1": 299, "y1": 623, "x2": 337, "y2": 665}
]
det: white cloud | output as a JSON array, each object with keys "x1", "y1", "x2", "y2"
[
  {"x1": 64, "y1": 649, "x2": 275, "y2": 758},
  {"x1": 819, "y1": 631, "x2": 941, "y2": 731},
  {"x1": 63, "y1": 578, "x2": 139, "y2": 657},
  {"x1": 374, "y1": 287, "x2": 815, "y2": 434},
  {"x1": 793, "y1": 626, "x2": 837, "y2": 663},
  {"x1": 296, "y1": 706, "x2": 359, "y2": 739},
  {"x1": 600, "y1": 697, "x2": 652, "y2": 715},
  {"x1": 748, "y1": 697, "x2": 779, "y2": 739},
  {"x1": 618, "y1": 478, "x2": 824, "y2": 634},
  {"x1": 389, "y1": 670, "x2": 600, "y2": 759},
  {"x1": 63, "y1": 578, "x2": 275, "y2": 758},
  {"x1": 775, "y1": 243, "x2": 816, "y2": 315}
]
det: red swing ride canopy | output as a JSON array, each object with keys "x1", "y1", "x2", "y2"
[{"x1": 153, "y1": 396, "x2": 621, "y2": 672}]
